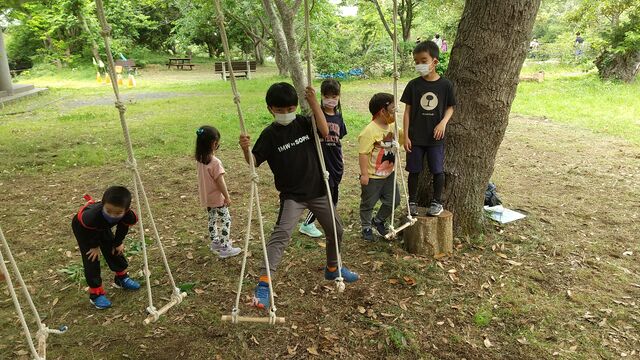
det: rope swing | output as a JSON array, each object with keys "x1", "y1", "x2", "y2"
[
  {"x1": 94, "y1": 0, "x2": 186, "y2": 326},
  {"x1": 0, "y1": 225, "x2": 67, "y2": 360},
  {"x1": 213, "y1": 0, "x2": 283, "y2": 325},
  {"x1": 386, "y1": 0, "x2": 417, "y2": 239}
]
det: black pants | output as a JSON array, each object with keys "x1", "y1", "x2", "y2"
[{"x1": 72, "y1": 217, "x2": 128, "y2": 290}]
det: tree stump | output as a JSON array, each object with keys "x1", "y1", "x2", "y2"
[{"x1": 404, "y1": 210, "x2": 453, "y2": 257}]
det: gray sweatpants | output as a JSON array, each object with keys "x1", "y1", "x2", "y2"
[
  {"x1": 360, "y1": 174, "x2": 400, "y2": 229},
  {"x1": 262, "y1": 195, "x2": 342, "y2": 276}
]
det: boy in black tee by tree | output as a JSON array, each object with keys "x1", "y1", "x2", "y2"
[
  {"x1": 239, "y1": 82, "x2": 360, "y2": 310},
  {"x1": 401, "y1": 40, "x2": 456, "y2": 217},
  {"x1": 71, "y1": 186, "x2": 141, "y2": 309}
]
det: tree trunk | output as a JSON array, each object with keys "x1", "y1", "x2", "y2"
[
  {"x1": 254, "y1": 40, "x2": 265, "y2": 65},
  {"x1": 417, "y1": 0, "x2": 541, "y2": 236},
  {"x1": 262, "y1": 0, "x2": 307, "y2": 105},
  {"x1": 274, "y1": 41, "x2": 289, "y2": 76},
  {"x1": 78, "y1": 11, "x2": 102, "y2": 64},
  {"x1": 45, "y1": 35, "x2": 62, "y2": 69},
  {"x1": 595, "y1": 50, "x2": 640, "y2": 83},
  {"x1": 206, "y1": 41, "x2": 215, "y2": 58}
]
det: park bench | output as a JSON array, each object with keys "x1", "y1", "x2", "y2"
[
  {"x1": 214, "y1": 60, "x2": 257, "y2": 81},
  {"x1": 115, "y1": 59, "x2": 139, "y2": 74},
  {"x1": 166, "y1": 57, "x2": 195, "y2": 70}
]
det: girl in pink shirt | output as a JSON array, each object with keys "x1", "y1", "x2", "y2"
[{"x1": 195, "y1": 126, "x2": 241, "y2": 258}]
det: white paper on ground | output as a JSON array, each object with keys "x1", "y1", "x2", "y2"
[{"x1": 484, "y1": 205, "x2": 526, "y2": 224}]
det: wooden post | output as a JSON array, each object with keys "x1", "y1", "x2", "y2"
[
  {"x1": 403, "y1": 210, "x2": 453, "y2": 257},
  {"x1": 246, "y1": 59, "x2": 251, "y2": 79},
  {"x1": 222, "y1": 61, "x2": 227, "y2": 81}
]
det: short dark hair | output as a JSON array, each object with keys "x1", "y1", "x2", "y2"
[
  {"x1": 102, "y1": 186, "x2": 132, "y2": 209},
  {"x1": 413, "y1": 40, "x2": 440, "y2": 60},
  {"x1": 435, "y1": 33, "x2": 440, "y2": 39},
  {"x1": 369, "y1": 93, "x2": 394, "y2": 116},
  {"x1": 265, "y1": 82, "x2": 298, "y2": 108},
  {"x1": 194, "y1": 125, "x2": 221, "y2": 165}
]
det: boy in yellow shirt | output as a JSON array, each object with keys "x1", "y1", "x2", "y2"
[{"x1": 358, "y1": 93, "x2": 404, "y2": 241}]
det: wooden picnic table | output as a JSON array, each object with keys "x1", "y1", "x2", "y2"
[{"x1": 167, "y1": 57, "x2": 195, "y2": 70}]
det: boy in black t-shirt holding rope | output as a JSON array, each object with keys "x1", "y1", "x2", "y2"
[
  {"x1": 401, "y1": 41, "x2": 456, "y2": 217},
  {"x1": 239, "y1": 82, "x2": 360, "y2": 310}
]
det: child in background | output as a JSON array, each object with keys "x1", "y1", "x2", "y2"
[
  {"x1": 195, "y1": 126, "x2": 241, "y2": 258},
  {"x1": 358, "y1": 93, "x2": 404, "y2": 241},
  {"x1": 71, "y1": 186, "x2": 141, "y2": 309},
  {"x1": 299, "y1": 79, "x2": 347, "y2": 238}
]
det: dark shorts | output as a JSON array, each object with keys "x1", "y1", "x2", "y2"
[{"x1": 405, "y1": 144, "x2": 444, "y2": 174}]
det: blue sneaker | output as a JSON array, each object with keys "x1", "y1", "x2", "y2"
[
  {"x1": 325, "y1": 266, "x2": 360, "y2": 283},
  {"x1": 372, "y1": 217, "x2": 388, "y2": 236},
  {"x1": 114, "y1": 276, "x2": 141, "y2": 291},
  {"x1": 90, "y1": 295, "x2": 112, "y2": 309},
  {"x1": 252, "y1": 282, "x2": 270, "y2": 309},
  {"x1": 362, "y1": 228, "x2": 374, "y2": 242}
]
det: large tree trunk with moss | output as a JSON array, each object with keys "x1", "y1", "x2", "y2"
[
  {"x1": 417, "y1": 0, "x2": 541, "y2": 236},
  {"x1": 595, "y1": 50, "x2": 640, "y2": 83}
]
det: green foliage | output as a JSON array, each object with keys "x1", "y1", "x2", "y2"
[
  {"x1": 177, "y1": 281, "x2": 197, "y2": 294},
  {"x1": 473, "y1": 308, "x2": 493, "y2": 327},
  {"x1": 58, "y1": 262, "x2": 84, "y2": 284},
  {"x1": 5, "y1": 25, "x2": 39, "y2": 69}
]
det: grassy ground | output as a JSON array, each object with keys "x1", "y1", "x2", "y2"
[{"x1": 0, "y1": 64, "x2": 639, "y2": 359}]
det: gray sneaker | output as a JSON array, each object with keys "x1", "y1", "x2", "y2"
[
  {"x1": 409, "y1": 202, "x2": 419, "y2": 216},
  {"x1": 217, "y1": 244, "x2": 242, "y2": 258},
  {"x1": 427, "y1": 201, "x2": 443, "y2": 216}
]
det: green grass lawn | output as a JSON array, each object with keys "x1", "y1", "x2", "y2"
[{"x1": 515, "y1": 61, "x2": 640, "y2": 145}]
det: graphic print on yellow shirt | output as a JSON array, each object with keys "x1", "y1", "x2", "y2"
[
  {"x1": 371, "y1": 132, "x2": 396, "y2": 178},
  {"x1": 358, "y1": 122, "x2": 403, "y2": 179}
]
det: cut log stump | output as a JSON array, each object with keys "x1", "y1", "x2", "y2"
[{"x1": 404, "y1": 210, "x2": 453, "y2": 257}]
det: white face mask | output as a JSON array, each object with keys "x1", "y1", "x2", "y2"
[
  {"x1": 415, "y1": 63, "x2": 432, "y2": 75},
  {"x1": 273, "y1": 111, "x2": 297, "y2": 126},
  {"x1": 323, "y1": 98, "x2": 339, "y2": 108}
]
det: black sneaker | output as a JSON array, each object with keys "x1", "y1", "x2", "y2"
[
  {"x1": 409, "y1": 202, "x2": 419, "y2": 216},
  {"x1": 362, "y1": 228, "x2": 374, "y2": 242},
  {"x1": 372, "y1": 217, "x2": 388, "y2": 236},
  {"x1": 427, "y1": 201, "x2": 444, "y2": 216}
]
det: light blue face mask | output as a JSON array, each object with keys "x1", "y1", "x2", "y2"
[{"x1": 102, "y1": 208, "x2": 124, "y2": 223}]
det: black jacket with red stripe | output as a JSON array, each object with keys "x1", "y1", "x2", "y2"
[{"x1": 72, "y1": 202, "x2": 138, "y2": 248}]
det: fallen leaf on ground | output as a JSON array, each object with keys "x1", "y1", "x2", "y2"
[
  {"x1": 506, "y1": 260, "x2": 522, "y2": 266},
  {"x1": 484, "y1": 338, "x2": 493, "y2": 348},
  {"x1": 403, "y1": 276, "x2": 417, "y2": 286},
  {"x1": 307, "y1": 347, "x2": 319, "y2": 356}
]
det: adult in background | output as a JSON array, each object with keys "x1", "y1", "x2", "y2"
[
  {"x1": 574, "y1": 32, "x2": 585, "y2": 57},
  {"x1": 432, "y1": 33, "x2": 442, "y2": 49}
]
